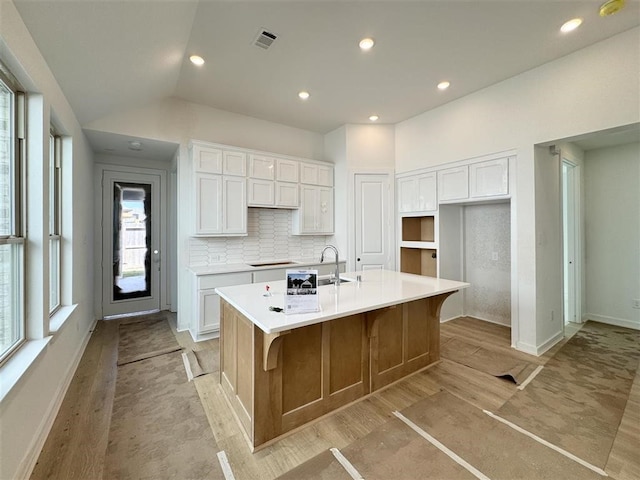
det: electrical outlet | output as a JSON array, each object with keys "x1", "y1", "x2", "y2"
[
  {"x1": 633, "y1": 299, "x2": 640, "y2": 309},
  {"x1": 492, "y1": 252, "x2": 499, "y2": 261}
]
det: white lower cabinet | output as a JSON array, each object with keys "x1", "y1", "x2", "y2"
[{"x1": 193, "y1": 271, "x2": 252, "y2": 339}]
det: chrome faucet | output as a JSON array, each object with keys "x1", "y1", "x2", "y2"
[{"x1": 320, "y1": 245, "x2": 340, "y2": 285}]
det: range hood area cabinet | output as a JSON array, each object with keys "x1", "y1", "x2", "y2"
[
  {"x1": 247, "y1": 154, "x2": 299, "y2": 208},
  {"x1": 189, "y1": 140, "x2": 334, "y2": 237}
]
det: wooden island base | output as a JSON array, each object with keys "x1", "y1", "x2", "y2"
[{"x1": 219, "y1": 292, "x2": 454, "y2": 450}]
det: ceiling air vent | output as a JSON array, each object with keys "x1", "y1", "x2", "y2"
[{"x1": 253, "y1": 29, "x2": 277, "y2": 50}]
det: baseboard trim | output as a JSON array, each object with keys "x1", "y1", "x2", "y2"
[
  {"x1": 535, "y1": 330, "x2": 565, "y2": 356},
  {"x1": 586, "y1": 314, "x2": 640, "y2": 331},
  {"x1": 17, "y1": 317, "x2": 98, "y2": 480}
]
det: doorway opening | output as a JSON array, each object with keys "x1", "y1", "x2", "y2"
[
  {"x1": 101, "y1": 169, "x2": 162, "y2": 318},
  {"x1": 562, "y1": 159, "x2": 580, "y2": 326}
]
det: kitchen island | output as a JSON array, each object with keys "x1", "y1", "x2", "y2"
[{"x1": 215, "y1": 269, "x2": 469, "y2": 450}]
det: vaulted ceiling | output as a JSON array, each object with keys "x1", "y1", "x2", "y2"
[{"x1": 13, "y1": 0, "x2": 640, "y2": 152}]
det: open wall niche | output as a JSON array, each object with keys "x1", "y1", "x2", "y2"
[
  {"x1": 402, "y1": 216, "x2": 434, "y2": 242},
  {"x1": 400, "y1": 247, "x2": 437, "y2": 277},
  {"x1": 438, "y1": 202, "x2": 511, "y2": 325},
  {"x1": 399, "y1": 214, "x2": 437, "y2": 277}
]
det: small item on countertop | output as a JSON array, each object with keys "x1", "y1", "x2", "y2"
[
  {"x1": 269, "y1": 306, "x2": 283, "y2": 312},
  {"x1": 264, "y1": 285, "x2": 272, "y2": 297}
]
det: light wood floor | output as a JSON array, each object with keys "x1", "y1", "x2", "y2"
[{"x1": 31, "y1": 315, "x2": 639, "y2": 480}]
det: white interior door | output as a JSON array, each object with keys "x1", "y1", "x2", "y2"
[
  {"x1": 355, "y1": 174, "x2": 392, "y2": 271},
  {"x1": 102, "y1": 170, "x2": 161, "y2": 317},
  {"x1": 562, "y1": 160, "x2": 578, "y2": 324}
]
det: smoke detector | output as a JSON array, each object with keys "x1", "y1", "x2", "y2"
[
  {"x1": 599, "y1": 0, "x2": 626, "y2": 16},
  {"x1": 253, "y1": 29, "x2": 278, "y2": 49}
]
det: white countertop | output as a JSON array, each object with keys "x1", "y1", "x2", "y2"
[
  {"x1": 215, "y1": 269, "x2": 469, "y2": 334},
  {"x1": 189, "y1": 258, "x2": 346, "y2": 275}
]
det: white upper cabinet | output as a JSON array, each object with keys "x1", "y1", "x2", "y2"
[
  {"x1": 292, "y1": 185, "x2": 333, "y2": 234},
  {"x1": 194, "y1": 173, "x2": 222, "y2": 234},
  {"x1": 276, "y1": 158, "x2": 299, "y2": 183},
  {"x1": 247, "y1": 178, "x2": 275, "y2": 206},
  {"x1": 223, "y1": 150, "x2": 247, "y2": 176},
  {"x1": 398, "y1": 172, "x2": 437, "y2": 213},
  {"x1": 192, "y1": 145, "x2": 223, "y2": 174},
  {"x1": 248, "y1": 154, "x2": 275, "y2": 180},
  {"x1": 300, "y1": 162, "x2": 333, "y2": 187},
  {"x1": 275, "y1": 182, "x2": 299, "y2": 208},
  {"x1": 222, "y1": 176, "x2": 247, "y2": 234},
  {"x1": 438, "y1": 166, "x2": 469, "y2": 202},
  {"x1": 191, "y1": 141, "x2": 247, "y2": 236},
  {"x1": 469, "y1": 158, "x2": 509, "y2": 198}
]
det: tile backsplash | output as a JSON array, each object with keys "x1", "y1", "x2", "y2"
[{"x1": 189, "y1": 208, "x2": 330, "y2": 266}]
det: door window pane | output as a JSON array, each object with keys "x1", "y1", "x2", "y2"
[{"x1": 113, "y1": 182, "x2": 151, "y2": 301}]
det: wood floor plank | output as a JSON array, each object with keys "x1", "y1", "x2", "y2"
[
  {"x1": 31, "y1": 314, "x2": 640, "y2": 480},
  {"x1": 30, "y1": 320, "x2": 118, "y2": 480}
]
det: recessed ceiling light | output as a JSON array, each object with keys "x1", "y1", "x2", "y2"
[
  {"x1": 600, "y1": 0, "x2": 626, "y2": 17},
  {"x1": 437, "y1": 81, "x2": 450, "y2": 91},
  {"x1": 359, "y1": 38, "x2": 375, "y2": 51},
  {"x1": 560, "y1": 18, "x2": 583, "y2": 33},
  {"x1": 369, "y1": 115, "x2": 379, "y2": 122},
  {"x1": 298, "y1": 91, "x2": 310, "y2": 100},
  {"x1": 189, "y1": 55, "x2": 205, "y2": 66}
]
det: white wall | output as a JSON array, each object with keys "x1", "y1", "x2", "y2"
[
  {"x1": 324, "y1": 126, "x2": 348, "y2": 256},
  {"x1": 395, "y1": 27, "x2": 640, "y2": 353},
  {"x1": 534, "y1": 145, "x2": 564, "y2": 350},
  {"x1": 0, "y1": 2, "x2": 95, "y2": 478},
  {"x1": 86, "y1": 97, "x2": 325, "y2": 161},
  {"x1": 325, "y1": 124, "x2": 395, "y2": 271},
  {"x1": 585, "y1": 142, "x2": 640, "y2": 329}
]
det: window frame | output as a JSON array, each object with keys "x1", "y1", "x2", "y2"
[
  {"x1": 0, "y1": 64, "x2": 26, "y2": 366},
  {"x1": 49, "y1": 131, "x2": 61, "y2": 315}
]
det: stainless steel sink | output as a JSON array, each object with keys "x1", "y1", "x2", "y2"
[{"x1": 318, "y1": 277, "x2": 352, "y2": 286}]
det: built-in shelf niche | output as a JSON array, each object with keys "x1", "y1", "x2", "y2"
[
  {"x1": 400, "y1": 247, "x2": 437, "y2": 277},
  {"x1": 401, "y1": 216, "x2": 435, "y2": 242}
]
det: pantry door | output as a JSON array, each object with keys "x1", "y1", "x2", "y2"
[
  {"x1": 101, "y1": 170, "x2": 162, "y2": 317},
  {"x1": 354, "y1": 173, "x2": 392, "y2": 271}
]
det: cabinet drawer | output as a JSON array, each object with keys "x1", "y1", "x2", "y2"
[{"x1": 198, "y1": 272, "x2": 252, "y2": 290}]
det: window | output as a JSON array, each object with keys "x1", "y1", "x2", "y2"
[
  {"x1": 49, "y1": 132, "x2": 61, "y2": 314},
  {"x1": 0, "y1": 66, "x2": 25, "y2": 364}
]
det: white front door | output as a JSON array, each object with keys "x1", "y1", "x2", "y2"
[
  {"x1": 354, "y1": 173, "x2": 392, "y2": 271},
  {"x1": 102, "y1": 170, "x2": 162, "y2": 317}
]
